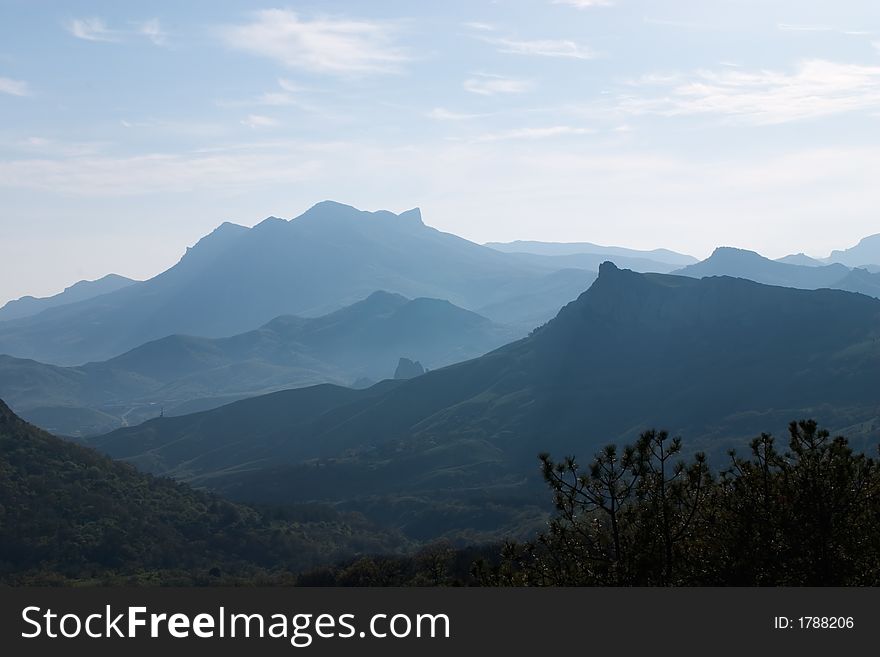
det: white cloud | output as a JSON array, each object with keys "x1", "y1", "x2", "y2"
[
  {"x1": 16, "y1": 136, "x2": 106, "y2": 157},
  {"x1": 254, "y1": 92, "x2": 298, "y2": 106},
  {"x1": 552, "y1": 0, "x2": 613, "y2": 8},
  {"x1": 620, "y1": 60, "x2": 880, "y2": 125},
  {"x1": 67, "y1": 18, "x2": 118, "y2": 42},
  {"x1": 427, "y1": 107, "x2": 486, "y2": 121},
  {"x1": 483, "y1": 36, "x2": 596, "y2": 59},
  {"x1": 0, "y1": 77, "x2": 29, "y2": 96},
  {"x1": 139, "y1": 18, "x2": 168, "y2": 46},
  {"x1": 475, "y1": 126, "x2": 593, "y2": 141},
  {"x1": 777, "y1": 23, "x2": 834, "y2": 33},
  {"x1": 67, "y1": 17, "x2": 168, "y2": 45},
  {"x1": 463, "y1": 22, "x2": 495, "y2": 31},
  {"x1": 464, "y1": 74, "x2": 532, "y2": 95},
  {"x1": 217, "y1": 10, "x2": 408, "y2": 75},
  {"x1": 216, "y1": 79, "x2": 319, "y2": 112},
  {"x1": 642, "y1": 16, "x2": 711, "y2": 30},
  {"x1": 0, "y1": 148, "x2": 322, "y2": 196},
  {"x1": 241, "y1": 114, "x2": 279, "y2": 129}
]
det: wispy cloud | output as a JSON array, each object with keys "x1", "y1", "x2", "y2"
[
  {"x1": 216, "y1": 79, "x2": 320, "y2": 113},
  {"x1": 217, "y1": 10, "x2": 408, "y2": 75},
  {"x1": 427, "y1": 107, "x2": 486, "y2": 121},
  {"x1": 16, "y1": 136, "x2": 106, "y2": 157},
  {"x1": 66, "y1": 17, "x2": 119, "y2": 42},
  {"x1": 619, "y1": 60, "x2": 880, "y2": 125},
  {"x1": 463, "y1": 22, "x2": 496, "y2": 32},
  {"x1": 482, "y1": 36, "x2": 597, "y2": 59},
  {"x1": 67, "y1": 17, "x2": 169, "y2": 45},
  {"x1": 777, "y1": 23, "x2": 874, "y2": 37},
  {"x1": 241, "y1": 114, "x2": 279, "y2": 129},
  {"x1": 642, "y1": 16, "x2": 712, "y2": 30},
  {"x1": 552, "y1": 0, "x2": 613, "y2": 8},
  {"x1": 464, "y1": 73, "x2": 532, "y2": 95},
  {"x1": 777, "y1": 23, "x2": 834, "y2": 33},
  {"x1": 138, "y1": 19, "x2": 168, "y2": 46},
  {"x1": 475, "y1": 125, "x2": 593, "y2": 141},
  {"x1": 0, "y1": 76, "x2": 30, "y2": 96},
  {"x1": 0, "y1": 146, "x2": 327, "y2": 196}
]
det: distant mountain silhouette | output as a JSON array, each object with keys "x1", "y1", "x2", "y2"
[
  {"x1": 0, "y1": 202, "x2": 592, "y2": 365},
  {"x1": 776, "y1": 253, "x2": 824, "y2": 267},
  {"x1": 475, "y1": 268, "x2": 597, "y2": 331},
  {"x1": 493, "y1": 250, "x2": 684, "y2": 274},
  {"x1": 0, "y1": 291, "x2": 514, "y2": 436},
  {"x1": 828, "y1": 234, "x2": 880, "y2": 267},
  {"x1": 0, "y1": 274, "x2": 134, "y2": 322},
  {"x1": 834, "y1": 267, "x2": 880, "y2": 299},
  {"x1": 88, "y1": 265, "x2": 880, "y2": 539},
  {"x1": 486, "y1": 240, "x2": 697, "y2": 267},
  {"x1": 394, "y1": 357, "x2": 425, "y2": 379},
  {"x1": 675, "y1": 247, "x2": 880, "y2": 298}
]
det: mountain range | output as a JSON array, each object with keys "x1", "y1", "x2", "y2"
[
  {"x1": 828, "y1": 233, "x2": 880, "y2": 268},
  {"x1": 0, "y1": 291, "x2": 514, "y2": 436},
  {"x1": 0, "y1": 202, "x2": 607, "y2": 366},
  {"x1": 0, "y1": 273, "x2": 134, "y2": 322},
  {"x1": 86, "y1": 264, "x2": 880, "y2": 540},
  {"x1": 675, "y1": 247, "x2": 880, "y2": 298},
  {"x1": 485, "y1": 240, "x2": 698, "y2": 267}
]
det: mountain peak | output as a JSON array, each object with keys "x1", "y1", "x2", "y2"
[
  {"x1": 399, "y1": 207, "x2": 423, "y2": 224},
  {"x1": 254, "y1": 216, "x2": 286, "y2": 229},
  {"x1": 828, "y1": 233, "x2": 880, "y2": 267},
  {"x1": 297, "y1": 201, "x2": 424, "y2": 227},
  {"x1": 710, "y1": 246, "x2": 762, "y2": 260},
  {"x1": 394, "y1": 357, "x2": 425, "y2": 380},
  {"x1": 597, "y1": 260, "x2": 621, "y2": 276},
  {"x1": 363, "y1": 290, "x2": 410, "y2": 304}
]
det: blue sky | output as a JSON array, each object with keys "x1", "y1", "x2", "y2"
[{"x1": 1, "y1": 0, "x2": 879, "y2": 304}]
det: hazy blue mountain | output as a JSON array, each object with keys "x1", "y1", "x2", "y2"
[
  {"x1": 834, "y1": 267, "x2": 880, "y2": 299},
  {"x1": 0, "y1": 274, "x2": 135, "y2": 322},
  {"x1": 492, "y1": 250, "x2": 683, "y2": 274},
  {"x1": 394, "y1": 357, "x2": 425, "y2": 379},
  {"x1": 475, "y1": 268, "x2": 597, "y2": 331},
  {"x1": 0, "y1": 202, "x2": 579, "y2": 365},
  {"x1": 828, "y1": 234, "x2": 880, "y2": 267},
  {"x1": 485, "y1": 240, "x2": 697, "y2": 266},
  {"x1": 674, "y1": 247, "x2": 874, "y2": 293},
  {"x1": 89, "y1": 265, "x2": 880, "y2": 539},
  {"x1": 0, "y1": 292, "x2": 514, "y2": 436},
  {"x1": 776, "y1": 253, "x2": 825, "y2": 267}
]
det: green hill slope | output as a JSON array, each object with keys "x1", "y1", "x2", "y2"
[{"x1": 0, "y1": 399, "x2": 405, "y2": 584}]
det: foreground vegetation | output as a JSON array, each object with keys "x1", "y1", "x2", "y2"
[
  {"x1": 3, "y1": 392, "x2": 878, "y2": 585},
  {"x1": 305, "y1": 421, "x2": 880, "y2": 586},
  {"x1": 0, "y1": 400, "x2": 408, "y2": 585}
]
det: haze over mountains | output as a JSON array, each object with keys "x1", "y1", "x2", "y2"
[
  {"x1": 828, "y1": 234, "x2": 880, "y2": 268},
  {"x1": 0, "y1": 291, "x2": 514, "y2": 436},
  {"x1": 0, "y1": 273, "x2": 135, "y2": 322},
  {"x1": 3, "y1": 199, "x2": 880, "y2": 559},
  {"x1": 675, "y1": 247, "x2": 880, "y2": 299},
  {"x1": 87, "y1": 264, "x2": 880, "y2": 540},
  {"x1": 486, "y1": 240, "x2": 698, "y2": 268},
  {"x1": 0, "y1": 202, "x2": 610, "y2": 366}
]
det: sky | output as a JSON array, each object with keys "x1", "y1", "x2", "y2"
[{"x1": 1, "y1": 0, "x2": 879, "y2": 305}]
